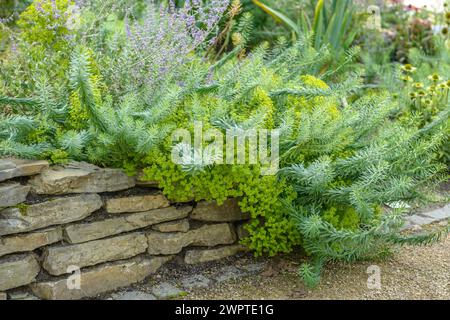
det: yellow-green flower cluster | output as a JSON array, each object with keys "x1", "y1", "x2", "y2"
[
  {"x1": 404, "y1": 69, "x2": 449, "y2": 128},
  {"x1": 138, "y1": 74, "x2": 344, "y2": 256},
  {"x1": 400, "y1": 64, "x2": 417, "y2": 83},
  {"x1": 17, "y1": 0, "x2": 74, "y2": 78},
  {"x1": 142, "y1": 153, "x2": 301, "y2": 256}
]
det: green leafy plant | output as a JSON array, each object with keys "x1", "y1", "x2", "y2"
[
  {"x1": 251, "y1": 0, "x2": 358, "y2": 55},
  {"x1": 279, "y1": 92, "x2": 449, "y2": 287},
  {"x1": 0, "y1": 0, "x2": 449, "y2": 289}
]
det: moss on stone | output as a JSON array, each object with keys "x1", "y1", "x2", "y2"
[{"x1": 15, "y1": 203, "x2": 30, "y2": 216}]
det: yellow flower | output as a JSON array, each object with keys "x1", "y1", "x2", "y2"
[
  {"x1": 442, "y1": 27, "x2": 449, "y2": 36},
  {"x1": 409, "y1": 92, "x2": 417, "y2": 99},
  {"x1": 423, "y1": 99, "x2": 432, "y2": 105},
  {"x1": 401, "y1": 64, "x2": 417, "y2": 73},
  {"x1": 437, "y1": 82, "x2": 448, "y2": 90},
  {"x1": 445, "y1": 12, "x2": 450, "y2": 21},
  {"x1": 401, "y1": 75, "x2": 413, "y2": 82},
  {"x1": 417, "y1": 90, "x2": 426, "y2": 97},
  {"x1": 299, "y1": 75, "x2": 329, "y2": 89},
  {"x1": 412, "y1": 82, "x2": 424, "y2": 89},
  {"x1": 427, "y1": 85, "x2": 436, "y2": 92},
  {"x1": 428, "y1": 73, "x2": 442, "y2": 82},
  {"x1": 446, "y1": 80, "x2": 450, "y2": 87}
]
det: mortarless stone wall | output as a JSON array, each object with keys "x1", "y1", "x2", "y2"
[{"x1": 0, "y1": 159, "x2": 249, "y2": 300}]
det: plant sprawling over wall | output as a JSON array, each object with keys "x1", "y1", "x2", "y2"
[{"x1": 0, "y1": 0, "x2": 449, "y2": 285}]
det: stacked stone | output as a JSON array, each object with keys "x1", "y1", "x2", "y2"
[{"x1": 0, "y1": 159, "x2": 249, "y2": 300}]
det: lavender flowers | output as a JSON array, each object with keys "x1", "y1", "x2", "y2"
[{"x1": 122, "y1": 0, "x2": 230, "y2": 94}]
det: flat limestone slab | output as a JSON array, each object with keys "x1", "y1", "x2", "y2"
[
  {"x1": 110, "y1": 291, "x2": 156, "y2": 300},
  {"x1": 152, "y1": 219, "x2": 190, "y2": 233},
  {"x1": 105, "y1": 194, "x2": 170, "y2": 213},
  {"x1": 405, "y1": 214, "x2": 435, "y2": 226},
  {"x1": 184, "y1": 244, "x2": 247, "y2": 264},
  {"x1": 7, "y1": 290, "x2": 40, "y2": 300},
  {"x1": 0, "y1": 254, "x2": 40, "y2": 291},
  {"x1": 0, "y1": 227, "x2": 62, "y2": 257},
  {"x1": 421, "y1": 204, "x2": 450, "y2": 221},
  {"x1": 214, "y1": 265, "x2": 247, "y2": 283},
  {"x1": 151, "y1": 282, "x2": 185, "y2": 299},
  {"x1": 179, "y1": 274, "x2": 212, "y2": 289},
  {"x1": 147, "y1": 223, "x2": 236, "y2": 255},
  {"x1": 0, "y1": 182, "x2": 30, "y2": 208},
  {"x1": 28, "y1": 161, "x2": 135, "y2": 194},
  {"x1": 0, "y1": 159, "x2": 48, "y2": 182},
  {"x1": 0, "y1": 194, "x2": 103, "y2": 236},
  {"x1": 64, "y1": 206, "x2": 192, "y2": 244},
  {"x1": 42, "y1": 233, "x2": 148, "y2": 276},
  {"x1": 31, "y1": 256, "x2": 173, "y2": 300}
]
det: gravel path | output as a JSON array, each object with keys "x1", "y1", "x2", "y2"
[{"x1": 183, "y1": 233, "x2": 450, "y2": 300}]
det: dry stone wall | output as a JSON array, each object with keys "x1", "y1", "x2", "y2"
[{"x1": 0, "y1": 159, "x2": 249, "y2": 300}]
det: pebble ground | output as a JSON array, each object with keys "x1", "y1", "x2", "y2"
[{"x1": 183, "y1": 233, "x2": 450, "y2": 300}]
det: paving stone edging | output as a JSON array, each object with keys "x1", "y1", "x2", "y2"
[{"x1": 402, "y1": 204, "x2": 450, "y2": 230}]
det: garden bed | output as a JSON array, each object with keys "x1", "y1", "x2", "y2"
[{"x1": 0, "y1": 0, "x2": 449, "y2": 299}]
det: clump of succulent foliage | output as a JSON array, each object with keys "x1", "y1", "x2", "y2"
[{"x1": 0, "y1": 0, "x2": 449, "y2": 286}]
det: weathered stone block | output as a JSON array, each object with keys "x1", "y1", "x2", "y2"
[
  {"x1": 0, "y1": 254, "x2": 40, "y2": 291},
  {"x1": 110, "y1": 291, "x2": 156, "y2": 300},
  {"x1": 189, "y1": 223, "x2": 236, "y2": 247},
  {"x1": 105, "y1": 194, "x2": 170, "y2": 213},
  {"x1": 214, "y1": 265, "x2": 247, "y2": 283},
  {"x1": 405, "y1": 214, "x2": 435, "y2": 226},
  {"x1": 42, "y1": 233, "x2": 148, "y2": 276},
  {"x1": 180, "y1": 274, "x2": 212, "y2": 289},
  {"x1": 0, "y1": 194, "x2": 102, "y2": 236},
  {"x1": 184, "y1": 244, "x2": 247, "y2": 264},
  {"x1": 64, "y1": 206, "x2": 192, "y2": 243},
  {"x1": 7, "y1": 290, "x2": 40, "y2": 300},
  {"x1": 191, "y1": 198, "x2": 249, "y2": 222},
  {"x1": 31, "y1": 256, "x2": 173, "y2": 300},
  {"x1": 0, "y1": 182, "x2": 30, "y2": 208},
  {"x1": 422, "y1": 204, "x2": 450, "y2": 221},
  {"x1": 152, "y1": 219, "x2": 189, "y2": 233},
  {"x1": 28, "y1": 161, "x2": 135, "y2": 194},
  {"x1": 0, "y1": 159, "x2": 48, "y2": 182},
  {"x1": 147, "y1": 223, "x2": 236, "y2": 255},
  {"x1": 0, "y1": 160, "x2": 15, "y2": 171},
  {"x1": 151, "y1": 282, "x2": 185, "y2": 299},
  {"x1": 0, "y1": 227, "x2": 62, "y2": 257},
  {"x1": 146, "y1": 232, "x2": 185, "y2": 255},
  {"x1": 0, "y1": 292, "x2": 6, "y2": 300}
]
